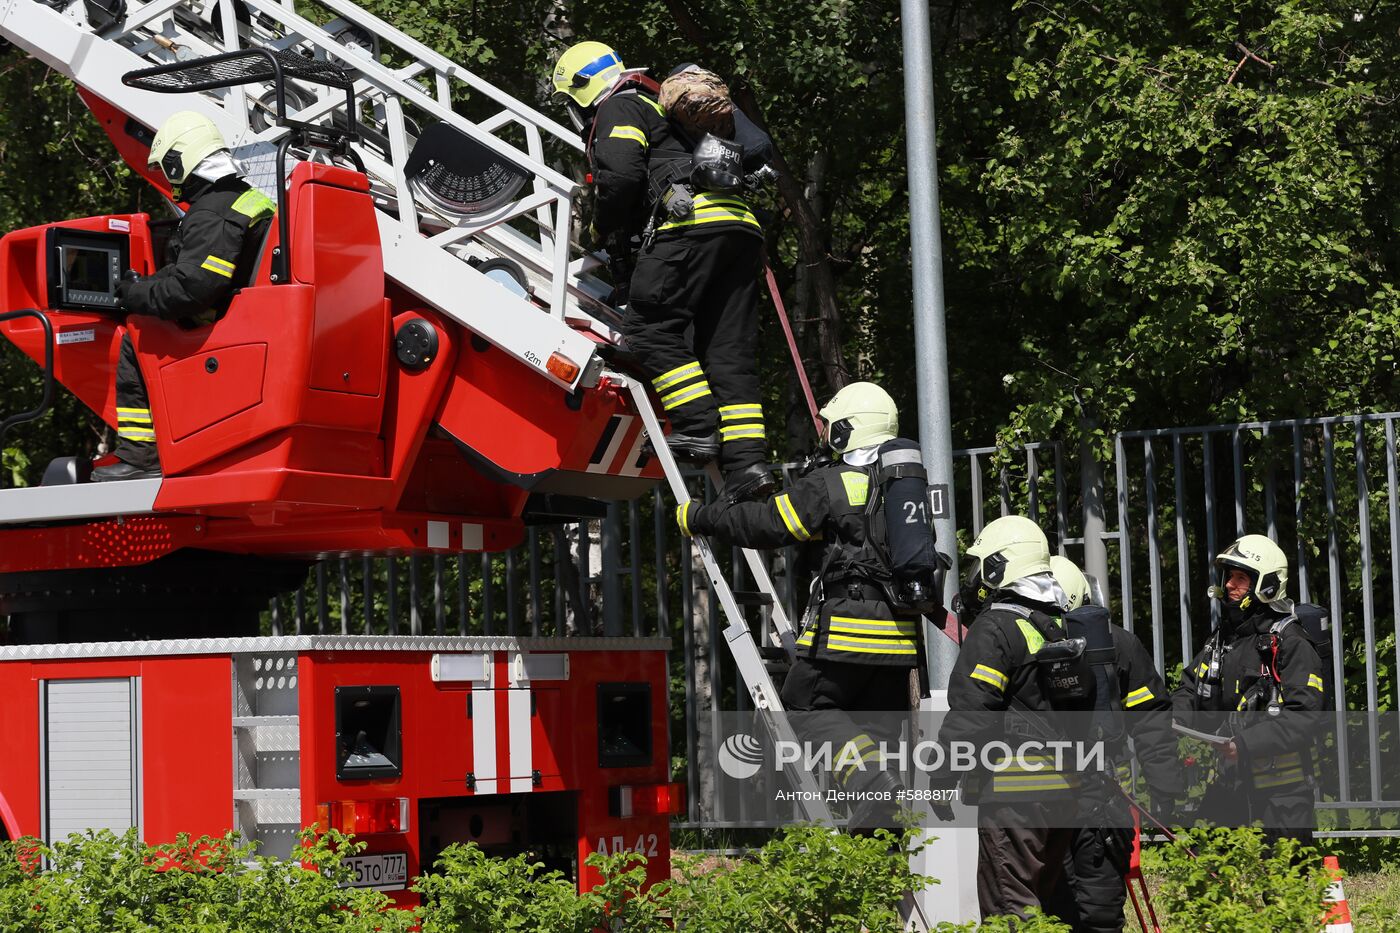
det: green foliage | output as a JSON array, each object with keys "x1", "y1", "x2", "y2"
[
  {"x1": 667, "y1": 825, "x2": 930, "y2": 932},
  {"x1": 1141, "y1": 826, "x2": 1332, "y2": 931},
  {"x1": 0, "y1": 829, "x2": 414, "y2": 932}
]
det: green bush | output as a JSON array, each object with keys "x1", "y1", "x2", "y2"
[
  {"x1": 1141, "y1": 827, "x2": 1331, "y2": 932},
  {"x1": 666, "y1": 825, "x2": 930, "y2": 932},
  {"x1": 0, "y1": 829, "x2": 414, "y2": 933}
]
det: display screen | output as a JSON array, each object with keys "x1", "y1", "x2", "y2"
[{"x1": 62, "y1": 246, "x2": 118, "y2": 295}]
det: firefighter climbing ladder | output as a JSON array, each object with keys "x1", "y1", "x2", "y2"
[
  {"x1": 0, "y1": 0, "x2": 838, "y2": 823},
  {"x1": 0, "y1": 0, "x2": 616, "y2": 393},
  {"x1": 622, "y1": 376, "x2": 833, "y2": 824}
]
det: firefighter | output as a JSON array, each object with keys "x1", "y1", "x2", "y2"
[
  {"x1": 1172, "y1": 534, "x2": 1324, "y2": 842},
  {"x1": 934, "y1": 514, "x2": 1075, "y2": 919},
  {"x1": 551, "y1": 42, "x2": 776, "y2": 502},
  {"x1": 1042, "y1": 556, "x2": 1184, "y2": 933},
  {"x1": 92, "y1": 111, "x2": 275, "y2": 482},
  {"x1": 675, "y1": 382, "x2": 942, "y2": 822}
]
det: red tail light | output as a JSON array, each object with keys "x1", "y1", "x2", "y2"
[
  {"x1": 316, "y1": 797, "x2": 410, "y2": 835},
  {"x1": 609, "y1": 782, "x2": 687, "y2": 818}
]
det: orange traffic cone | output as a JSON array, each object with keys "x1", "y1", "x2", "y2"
[{"x1": 1322, "y1": 855, "x2": 1354, "y2": 933}]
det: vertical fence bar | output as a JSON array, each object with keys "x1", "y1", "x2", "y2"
[
  {"x1": 295, "y1": 584, "x2": 306, "y2": 635},
  {"x1": 1203, "y1": 433, "x2": 1219, "y2": 631},
  {"x1": 433, "y1": 555, "x2": 446, "y2": 636},
  {"x1": 1354, "y1": 420, "x2": 1382, "y2": 801},
  {"x1": 1114, "y1": 435, "x2": 1133, "y2": 632},
  {"x1": 654, "y1": 489, "x2": 669, "y2": 639},
  {"x1": 680, "y1": 532, "x2": 698, "y2": 821},
  {"x1": 270, "y1": 599, "x2": 281, "y2": 636},
  {"x1": 457, "y1": 555, "x2": 470, "y2": 635},
  {"x1": 1232, "y1": 428, "x2": 1246, "y2": 537},
  {"x1": 386, "y1": 559, "x2": 399, "y2": 635},
  {"x1": 362, "y1": 556, "x2": 374, "y2": 634},
  {"x1": 1054, "y1": 443, "x2": 1070, "y2": 554},
  {"x1": 999, "y1": 464, "x2": 1012, "y2": 517},
  {"x1": 408, "y1": 557, "x2": 422, "y2": 636},
  {"x1": 630, "y1": 500, "x2": 644, "y2": 638},
  {"x1": 553, "y1": 530, "x2": 567, "y2": 633},
  {"x1": 1294, "y1": 424, "x2": 1311, "y2": 605},
  {"x1": 482, "y1": 553, "x2": 495, "y2": 636},
  {"x1": 1262, "y1": 424, "x2": 1278, "y2": 540},
  {"x1": 970, "y1": 452, "x2": 985, "y2": 535},
  {"x1": 602, "y1": 504, "x2": 623, "y2": 637},
  {"x1": 316, "y1": 563, "x2": 329, "y2": 635},
  {"x1": 1387, "y1": 418, "x2": 1400, "y2": 713},
  {"x1": 1144, "y1": 440, "x2": 1165, "y2": 673},
  {"x1": 1173, "y1": 435, "x2": 1193, "y2": 668},
  {"x1": 1322, "y1": 423, "x2": 1351, "y2": 802},
  {"x1": 339, "y1": 559, "x2": 350, "y2": 635},
  {"x1": 1026, "y1": 447, "x2": 1039, "y2": 524},
  {"x1": 577, "y1": 523, "x2": 591, "y2": 635},
  {"x1": 506, "y1": 550, "x2": 520, "y2": 636}
]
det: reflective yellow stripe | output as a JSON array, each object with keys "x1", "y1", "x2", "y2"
[
  {"x1": 117, "y1": 427, "x2": 156, "y2": 440},
  {"x1": 971, "y1": 664, "x2": 1008, "y2": 691},
  {"x1": 641, "y1": 96, "x2": 665, "y2": 116},
  {"x1": 202, "y1": 259, "x2": 235, "y2": 278},
  {"x1": 720, "y1": 425, "x2": 766, "y2": 440},
  {"x1": 718, "y1": 404, "x2": 764, "y2": 421},
  {"x1": 1197, "y1": 662, "x2": 1209, "y2": 677},
  {"x1": 676, "y1": 503, "x2": 692, "y2": 536},
  {"x1": 841, "y1": 472, "x2": 869, "y2": 507},
  {"x1": 608, "y1": 125, "x2": 648, "y2": 145},
  {"x1": 231, "y1": 189, "x2": 276, "y2": 221},
  {"x1": 658, "y1": 208, "x2": 761, "y2": 231},
  {"x1": 992, "y1": 774, "x2": 1077, "y2": 792},
  {"x1": 1307, "y1": 674, "x2": 1324, "y2": 692},
  {"x1": 653, "y1": 361, "x2": 704, "y2": 392},
  {"x1": 824, "y1": 639, "x2": 918, "y2": 655},
  {"x1": 1255, "y1": 769, "x2": 1306, "y2": 789},
  {"x1": 1124, "y1": 686, "x2": 1155, "y2": 708},
  {"x1": 118, "y1": 414, "x2": 153, "y2": 424},
  {"x1": 774, "y1": 494, "x2": 811, "y2": 541},
  {"x1": 827, "y1": 616, "x2": 919, "y2": 636},
  {"x1": 116, "y1": 407, "x2": 151, "y2": 415},
  {"x1": 661, "y1": 381, "x2": 712, "y2": 409}
]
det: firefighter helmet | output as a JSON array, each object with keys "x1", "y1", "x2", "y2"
[
  {"x1": 149, "y1": 111, "x2": 228, "y2": 186},
  {"x1": 1049, "y1": 555, "x2": 1091, "y2": 612},
  {"x1": 1212, "y1": 533, "x2": 1289, "y2": 611},
  {"x1": 959, "y1": 515, "x2": 1051, "y2": 613},
  {"x1": 552, "y1": 41, "x2": 625, "y2": 108},
  {"x1": 818, "y1": 382, "x2": 898, "y2": 453}
]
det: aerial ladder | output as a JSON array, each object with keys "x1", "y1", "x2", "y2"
[{"x1": 0, "y1": 0, "x2": 840, "y2": 826}]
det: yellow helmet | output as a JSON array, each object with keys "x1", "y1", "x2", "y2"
[
  {"x1": 552, "y1": 41, "x2": 625, "y2": 108},
  {"x1": 1049, "y1": 555, "x2": 1091, "y2": 612},
  {"x1": 960, "y1": 516, "x2": 1051, "y2": 612},
  {"x1": 818, "y1": 382, "x2": 898, "y2": 453},
  {"x1": 149, "y1": 111, "x2": 227, "y2": 186}
]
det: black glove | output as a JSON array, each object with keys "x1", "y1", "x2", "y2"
[{"x1": 115, "y1": 269, "x2": 141, "y2": 308}]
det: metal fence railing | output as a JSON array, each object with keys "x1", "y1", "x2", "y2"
[{"x1": 269, "y1": 415, "x2": 1400, "y2": 832}]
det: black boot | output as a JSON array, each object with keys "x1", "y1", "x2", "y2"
[
  {"x1": 91, "y1": 461, "x2": 162, "y2": 482},
  {"x1": 645, "y1": 432, "x2": 719, "y2": 464},
  {"x1": 724, "y1": 463, "x2": 778, "y2": 503}
]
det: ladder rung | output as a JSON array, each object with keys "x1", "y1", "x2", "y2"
[{"x1": 730, "y1": 590, "x2": 773, "y2": 607}]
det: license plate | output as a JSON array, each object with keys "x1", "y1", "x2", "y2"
[{"x1": 344, "y1": 852, "x2": 408, "y2": 891}]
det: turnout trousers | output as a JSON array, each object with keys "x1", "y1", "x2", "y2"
[
  {"x1": 113, "y1": 332, "x2": 160, "y2": 471},
  {"x1": 624, "y1": 229, "x2": 765, "y2": 474},
  {"x1": 779, "y1": 657, "x2": 913, "y2": 797},
  {"x1": 1044, "y1": 795, "x2": 1136, "y2": 932},
  {"x1": 977, "y1": 801, "x2": 1074, "y2": 921}
]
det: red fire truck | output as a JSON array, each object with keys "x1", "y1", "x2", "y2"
[{"x1": 0, "y1": 0, "x2": 688, "y2": 904}]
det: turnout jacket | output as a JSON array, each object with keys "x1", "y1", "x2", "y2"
[
  {"x1": 1173, "y1": 607, "x2": 1325, "y2": 790},
  {"x1": 588, "y1": 85, "x2": 762, "y2": 241},
  {"x1": 121, "y1": 176, "x2": 276, "y2": 324},
  {"x1": 940, "y1": 599, "x2": 1182, "y2": 803},
  {"x1": 681, "y1": 454, "x2": 921, "y2": 666}
]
